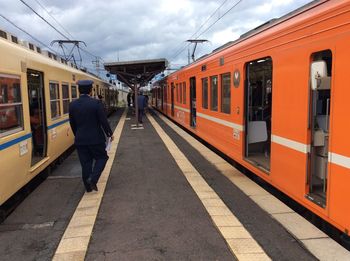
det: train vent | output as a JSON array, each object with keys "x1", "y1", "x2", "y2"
[
  {"x1": 11, "y1": 35, "x2": 18, "y2": 44},
  {"x1": 0, "y1": 30, "x2": 7, "y2": 39},
  {"x1": 201, "y1": 65, "x2": 207, "y2": 71},
  {"x1": 219, "y1": 57, "x2": 224, "y2": 66},
  {"x1": 43, "y1": 50, "x2": 56, "y2": 60}
]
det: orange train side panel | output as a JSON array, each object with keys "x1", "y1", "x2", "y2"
[
  {"x1": 327, "y1": 34, "x2": 350, "y2": 232},
  {"x1": 270, "y1": 143, "x2": 307, "y2": 201},
  {"x1": 328, "y1": 164, "x2": 350, "y2": 232},
  {"x1": 331, "y1": 35, "x2": 350, "y2": 155},
  {"x1": 271, "y1": 45, "x2": 311, "y2": 142}
]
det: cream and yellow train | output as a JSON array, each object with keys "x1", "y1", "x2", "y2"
[{"x1": 0, "y1": 29, "x2": 118, "y2": 206}]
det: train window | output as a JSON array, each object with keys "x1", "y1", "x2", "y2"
[
  {"x1": 179, "y1": 83, "x2": 183, "y2": 104},
  {"x1": 49, "y1": 82, "x2": 61, "y2": 119},
  {"x1": 210, "y1": 76, "x2": 218, "y2": 111},
  {"x1": 221, "y1": 73, "x2": 231, "y2": 114},
  {"x1": 62, "y1": 84, "x2": 69, "y2": 114},
  {"x1": 11, "y1": 35, "x2": 18, "y2": 44},
  {"x1": 71, "y1": 85, "x2": 78, "y2": 100},
  {"x1": 202, "y1": 77, "x2": 208, "y2": 109},
  {"x1": 183, "y1": 82, "x2": 186, "y2": 104},
  {"x1": 0, "y1": 30, "x2": 7, "y2": 39},
  {"x1": 36, "y1": 47, "x2": 41, "y2": 54},
  {"x1": 176, "y1": 83, "x2": 179, "y2": 103},
  {"x1": 0, "y1": 74, "x2": 23, "y2": 137}
]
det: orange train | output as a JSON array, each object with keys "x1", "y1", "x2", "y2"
[{"x1": 152, "y1": 0, "x2": 350, "y2": 236}]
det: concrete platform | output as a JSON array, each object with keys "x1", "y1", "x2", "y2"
[
  {"x1": 1, "y1": 107, "x2": 349, "y2": 260},
  {"x1": 0, "y1": 110, "x2": 123, "y2": 261}
]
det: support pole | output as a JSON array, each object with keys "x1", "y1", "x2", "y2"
[{"x1": 135, "y1": 84, "x2": 139, "y2": 127}]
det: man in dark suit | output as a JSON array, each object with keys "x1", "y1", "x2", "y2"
[
  {"x1": 137, "y1": 91, "x2": 148, "y2": 124},
  {"x1": 69, "y1": 80, "x2": 114, "y2": 192}
]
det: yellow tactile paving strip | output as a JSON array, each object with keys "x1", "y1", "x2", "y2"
[
  {"x1": 154, "y1": 111, "x2": 350, "y2": 261},
  {"x1": 52, "y1": 109, "x2": 127, "y2": 261},
  {"x1": 147, "y1": 113, "x2": 271, "y2": 261}
]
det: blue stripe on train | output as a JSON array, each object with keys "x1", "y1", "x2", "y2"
[
  {"x1": 47, "y1": 119, "x2": 70, "y2": 130},
  {"x1": 0, "y1": 119, "x2": 70, "y2": 151},
  {"x1": 0, "y1": 133, "x2": 32, "y2": 151}
]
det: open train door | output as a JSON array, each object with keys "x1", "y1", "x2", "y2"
[
  {"x1": 307, "y1": 50, "x2": 333, "y2": 207},
  {"x1": 190, "y1": 77, "x2": 196, "y2": 127},
  {"x1": 244, "y1": 57, "x2": 273, "y2": 172},
  {"x1": 27, "y1": 70, "x2": 47, "y2": 166}
]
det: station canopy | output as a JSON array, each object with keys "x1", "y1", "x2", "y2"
[{"x1": 104, "y1": 58, "x2": 168, "y2": 89}]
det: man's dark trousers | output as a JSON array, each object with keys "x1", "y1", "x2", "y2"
[
  {"x1": 138, "y1": 108, "x2": 144, "y2": 123},
  {"x1": 76, "y1": 144, "x2": 109, "y2": 190}
]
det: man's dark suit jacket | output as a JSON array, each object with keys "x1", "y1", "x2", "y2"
[{"x1": 69, "y1": 94, "x2": 113, "y2": 145}]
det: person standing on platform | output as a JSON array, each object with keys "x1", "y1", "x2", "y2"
[
  {"x1": 127, "y1": 91, "x2": 132, "y2": 107},
  {"x1": 98, "y1": 94, "x2": 107, "y2": 115},
  {"x1": 69, "y1": 80, "x2": 114, "y2": 192},
  {"x1": 137, "y1": 91, "x2": 148, "y2": 124}
]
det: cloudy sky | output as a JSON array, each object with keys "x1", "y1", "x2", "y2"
[{"x1": 0, "y1": 0, "x2": 313, "y2": 77}]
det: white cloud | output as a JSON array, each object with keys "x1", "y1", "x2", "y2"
[{"x1": 0, "y1": 0, "x2": 313, "y2": 75}]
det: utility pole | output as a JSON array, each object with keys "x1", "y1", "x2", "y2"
[{"x1": 92, "y1": 57, "x2": 101, "y2": 77}]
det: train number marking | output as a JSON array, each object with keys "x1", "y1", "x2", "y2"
[
  {"x1": 19, "y1": 140, "x2": 28, "y2": 156},
  {"x1": 51, "y1": 128, "x2": 57, "y2": 140},
  {"x1": 233, "y1": 129, "x2": 240, "y2": 140}
]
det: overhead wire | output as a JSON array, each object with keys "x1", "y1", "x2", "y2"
[
  {"x1": 170, "y1": 0, "x2": 243, "y2": 63},
  {"x1": 19, "y1": 0, "x2": 104, "y2": 66},
  {"x1": 33, "y1": 0, "x2": 75, "y2": 39},
  {"x1": 19, "y1": 0, "x2": 69, "y2": 40},
  {"x1": 170, "y1": 0, "x2": 230, "y2": 59},
  {"x1": 0, "y1": 13, "x2": 58, "y2": 54}
]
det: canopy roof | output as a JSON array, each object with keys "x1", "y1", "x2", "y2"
[{"x1": 104, "y1": 58, "x2": 168, "y2": 88}]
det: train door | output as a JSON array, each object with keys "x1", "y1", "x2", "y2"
[
  {"x1": 27, "y1": 70, "x2": 47, "y2": 166},
  {"x1": 307, "y1": 50, "x2": 332, "y2": 207},
  {"x1": 244, "y1": 57, "x2": 272, "y2": 171},
  {"x1": 171, "y1": 82, "x2": 175, "y2": 117},
  {"x1": 190, "y1": 77, "x2": 196, "y2": 127},
  {"x1": 161, "y1": 85, "x2": 164, "y2": 111}
]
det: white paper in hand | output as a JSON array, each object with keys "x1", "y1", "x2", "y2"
[{"x1": 105, "y1": 137, "x2": 112, "y2": 152}]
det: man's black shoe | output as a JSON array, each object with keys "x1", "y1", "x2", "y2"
[{"x1": 90, "y1": 182, "x2": 98, "y2": 191}]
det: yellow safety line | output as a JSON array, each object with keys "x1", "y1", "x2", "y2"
[
  {"x1": 52, "y1": 109, "x2": 127, "y2": 261},
  {"x1": 147, "y1": 113, "x2": 271, "y2": 261},
  {"x1": 154, "y1": 111, "x2": 350, "y2": 261}
]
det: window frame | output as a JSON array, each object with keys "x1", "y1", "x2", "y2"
[
  {"x1": 202, "y1": 77, "x2": 208, "y2": 109},
  {"x1": 220, "y1": 72, "x2": 231, "y2": 114},
  {"x1": 71, "y1": 84, "x2": 78, "y2": 101},
  {"x1": 49, "y1": 81, "x2": 61, "y2": 119},
  {"x1": 210, "y1": 75, "x2": 218, "y2": 111},
  {"x1": 62, "y1": 82, "x2": 70, "y2": 115},
  {"x1": 183, "y1": 82, "x2": 186, "y2": 105},
  {"x1": 179, "y1": 82, "x2": 183, "y2": 104},
  {"x1": 0, "y1": 73, "x2": 24, "y2": 137}
]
